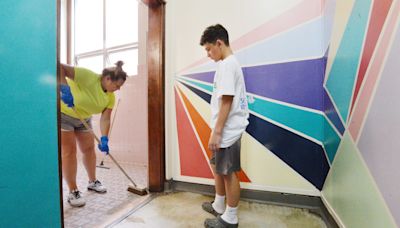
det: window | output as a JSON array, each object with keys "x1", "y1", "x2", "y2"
[{"x1": 74, "y1": 0, "x2": 138, "y2": 76}]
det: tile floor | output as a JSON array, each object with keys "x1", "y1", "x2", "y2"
[
  {"x1": 62, "y1": 158, "x2": 148, "y2": 228},
  {"x1": 111, "y1": 192, "x2": 328, "y2": 228}
]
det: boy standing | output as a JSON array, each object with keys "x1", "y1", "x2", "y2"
[{"x1": 200, "y1": 24, "x2": 249, "y2": 228}]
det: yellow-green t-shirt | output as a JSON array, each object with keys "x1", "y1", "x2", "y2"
[{"x1": 61, "y1": 67, "x2": 115, "y2": 119}]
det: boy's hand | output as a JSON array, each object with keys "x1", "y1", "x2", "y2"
[{"x1": 208, "y1": 131, "x2": 222, "y2": 152}]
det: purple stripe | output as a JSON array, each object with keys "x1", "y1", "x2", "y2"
[
  {"x1": 244, "y1": 58, "x2": 325, "y2": 110},
  {"x1": 182, "y1": 58, "x2": 326, "y2": 111},
  {"x1": 183, "y1": 72, "x2": 214, "y2": 84}
]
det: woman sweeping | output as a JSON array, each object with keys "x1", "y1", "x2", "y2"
[{"x1": 59, "y1": 61, "x2": 127, "y2": 207}]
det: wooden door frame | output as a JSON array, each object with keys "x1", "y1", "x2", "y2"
[
  {"x1": 142, "y1": 0, "x2": 166, "y2": 192},
  {"x1": 64, "y1": 0, "x2": 166, "y2": 194}
]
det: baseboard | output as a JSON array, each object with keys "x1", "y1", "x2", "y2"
[
  {"x1": 165, "y1": 180, "x2": 339, "y2": 228},
  {"x1": 321, "y1": 194, "x2": 345, "y2": 228}
]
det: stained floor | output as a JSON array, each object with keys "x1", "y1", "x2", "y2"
[
  {"x1": 63, "y1": 158, "x2": 148, "y2": 228},
  {"x1": 111, "y1": 192, "x2": 327, "y2": 228}
]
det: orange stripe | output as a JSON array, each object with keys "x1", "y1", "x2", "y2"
[{"x1": 177, "y1": 86, "x2": 251, "y2": 182}]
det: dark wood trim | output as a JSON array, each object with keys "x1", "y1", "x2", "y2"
[
  {"x1": 141, "y1": 0, "x2": 165, "y2": 8},
  {"x1": 66, "y1": 0, "x2": 72, "y2": 64},
  {"x1": 147, "y1": 2, "x2": 166, "y2": 192}
]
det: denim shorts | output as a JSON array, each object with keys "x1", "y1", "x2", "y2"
[
  {"x1": 61, "y1": 113, "x2": 92, "y2": 132},
  {"x1": 210, "y1": 137, "x2": 241, "y2": 175}
]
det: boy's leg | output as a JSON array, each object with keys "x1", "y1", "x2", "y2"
[
  {"x1": 202, "y1": 153, "x2": 226, "y2": 216},
  {"x1": 205, "y1": 139, "x2": 241, "y2": 227},
  {"x1": 224, "y1": 172, "x2": 240, "y2": 207},
  {"x1": 212, "y1": 164, "x2": 226, "y2": 214},
  {"x1": 220, "y1": 172, "x2": 240, "y2": 224}
]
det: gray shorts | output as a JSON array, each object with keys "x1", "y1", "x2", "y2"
[
  {"x1": 210, "y1": 138, "x2": 241, "y2": 175},
  {"x1": 61, "y1": 113, "x2": 92, "y2": 132}
]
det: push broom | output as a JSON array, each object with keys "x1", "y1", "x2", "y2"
[{"x1": 71, "y1": 107, "x2": 148, "y2": 196}]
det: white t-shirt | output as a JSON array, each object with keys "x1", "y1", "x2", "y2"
[{"x1": 210, "y1": 55, "x2": 249, "y2": 148}]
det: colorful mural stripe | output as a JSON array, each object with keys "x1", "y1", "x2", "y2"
[
  {"x1": 323, "y1": 89, "x2": 345, "y2": 135},
  {"x1": 176, "y1": 85, "x2": 251, "y2": 182},
  {"x1": 177, "y1": 81, "x2": 320, "y2": 193},
  {"x1": 356, "y1": 3, "x2": 400, "y2": 225},
  {"x1": 322, "y1": 133, "x2": 397, "y2": 228},
  {"x1": 324, "y1": 0, "x2": 356, "y2": 78},
  {"x1": 184, "y1": 58, "x2": 326, "y2": 111},
  {"x1": 349, "y1": 0, "x2": 400, "y2": 142},
  {"x1": 178, "y1": 80, "x2": 329, "y2": 189},
  {"x1": 180, "y1": 74, "x2": 343, "y2": 161},
  {"x1": 350, "y1": 0, "x2": 394, "y2": 115},
  {"x1": 184, "y1": 18, "x2": 328, "y2": 75},
  {"x1": 179, "y1": 0, "x2": 327, "y2": 75},
  {"x1": 246, "y1": 114, "x2": 329, "y2": 190},
  {"x1": 175, "y1": 88, "x2": 214, "y2": 178},
  {"x1": 325, "y1": 0, "x2": 372, "y2": 123}
]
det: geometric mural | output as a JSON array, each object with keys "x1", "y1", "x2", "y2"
[
  {"x1": 175, "y1": 0, "x2": 336, "y2": 191},
  {"x1": 171, "y1": 0, "x2": 400, "y2": 225},
  {"x1": 323, "y1": 0, "x2": 399, "y2": 226}
]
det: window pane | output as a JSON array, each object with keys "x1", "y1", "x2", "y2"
[
  {"x1": 75, "y1": 0, "x2": 103, "y2": 54},
  {"x1": 106, "y1": 0, "x2": 138, "y2": 47},
  {"x1": 108, "y1": 49, "x2": 138, "y2": 76},
  {"x1": 77, "y1": 56, "x2": 104, "y2": 74}
]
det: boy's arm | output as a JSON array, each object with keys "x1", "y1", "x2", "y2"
[{"x1": 208, "y1": 95, "x2": 233, "y2": 152}]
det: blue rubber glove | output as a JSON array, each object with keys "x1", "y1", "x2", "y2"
[
  {"x1": 60, "y1": 84, "x2": 74, "y2": 107},
  {"x1": 98, "y1": 136, "x2": 109, "y2": 154}
]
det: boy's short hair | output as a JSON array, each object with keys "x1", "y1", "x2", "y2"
[{"x1": 200, "y1": 24, "x2": 230, "y2": 46}]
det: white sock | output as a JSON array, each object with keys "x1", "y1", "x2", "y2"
[
  {"x1": 212, "y1": 194, "x2": 225, "y2": 214},
  {"x1": 221, "y1": 205, "x2": 238, "y2": 224}
]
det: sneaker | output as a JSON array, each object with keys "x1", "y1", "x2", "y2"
[
  {"x1": 202, "y1": 201, "x2": 223, "y2": 217},
  {"x1": 67, "y1": 190, "x2": 85, "y2": 207},
  {"x1": 204, "y1": 215, "x2": 238, "y2": 228},
  {"x1": 87, "y1": 180, "x2": 107, "y2": 193}
]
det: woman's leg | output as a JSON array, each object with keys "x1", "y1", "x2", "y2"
[
  {"x1": 75, "y1": 131, "x2": 96, "y2": 181},
  {"x1": 61, "y1": 131, "x2": 78, "y2": 191}
]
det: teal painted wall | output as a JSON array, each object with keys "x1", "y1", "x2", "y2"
[{"x1": 0, "y1": 0, "x2": 61, "y2": 227}]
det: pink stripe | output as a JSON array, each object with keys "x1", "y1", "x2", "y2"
[
  {"x1": 231, "y1": 0, "x2": 324, "y2": 51},
  {"x1": 349, "y1": 0, "x2": 400, "y2": 141},
  {"x1": 350, "y1": 0, "x2": 394, "y2": 116},
  {"x1": 178, "y1": 0, "x2": 325, "y2": 74}
]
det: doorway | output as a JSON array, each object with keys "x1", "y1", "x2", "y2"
[{"x1": 58, "y1": 0, "x2": 164, "y2": 226}]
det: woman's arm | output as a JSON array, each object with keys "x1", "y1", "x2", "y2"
[
  {"x1": 100, "y1": 108, "x2": 112, "y2": 137},
  {"x1": 60, "y1": 63, "x2": 75, "y2": 84}
]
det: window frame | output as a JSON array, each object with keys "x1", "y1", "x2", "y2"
[{"x1": 73, "y1": 0, "x2": 139, "y2": 76}]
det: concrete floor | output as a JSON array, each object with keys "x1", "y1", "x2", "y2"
[
  {"x1": 63, "y1": 159, "x2": 148, "y2": 228},
  {"x1": 111, "y1": 192, "x2": 327, "y2": 228},
  {"x1": 63, "y1": 159, "x2": 327, "y2": 227}
]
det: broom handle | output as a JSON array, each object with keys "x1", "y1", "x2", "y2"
[
  {"x1": 72, "y1": 107, "x2": 138, "y2": 187},
  {"x1": 99, "y1": 99, "x2": 120, "y2": 163}
]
